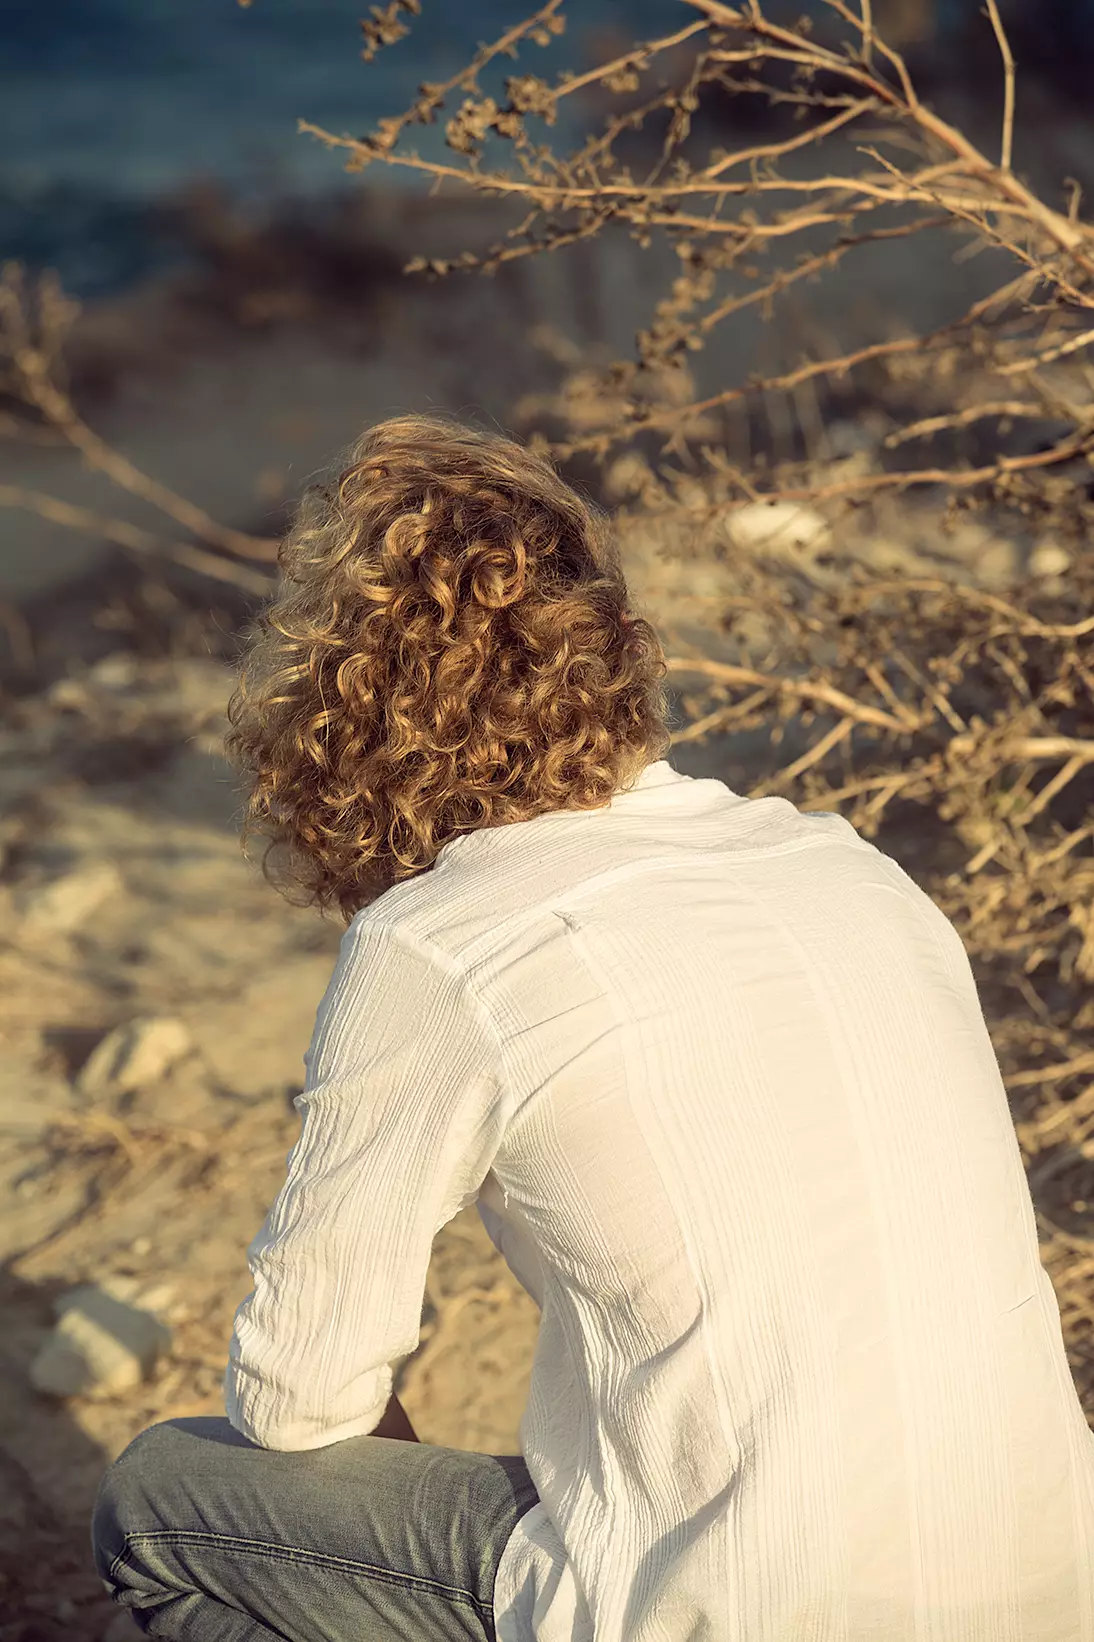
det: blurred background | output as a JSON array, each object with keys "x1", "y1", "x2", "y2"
[
  {"x1": 4, "y1": 0, "x2": 1094, "y2": 605},
  {"x1": 2, "y1": 5, "x2": 1093, "y2": 1640},
  {"x1": 4, "y1": 0, "x2": 1093, "y2": 301}
]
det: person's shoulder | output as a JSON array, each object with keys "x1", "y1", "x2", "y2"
[
  {"x1": 345, "y1": 845, "x2": 538, "y2": 974},
  {"x1": 722, "y1": 793, "x2": 872, "y2": 859}
]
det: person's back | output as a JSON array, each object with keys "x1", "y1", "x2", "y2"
[{"x1": 377, "y1": 758, "x2": 1094, "y2": 1641}]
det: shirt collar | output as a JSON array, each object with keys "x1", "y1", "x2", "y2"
[
  {"x1": 625, "y1": 759, "x2": 689, "y2": 794},
  {"x1": 434, "y1": 759, "x2": 698, "y2": 866}
]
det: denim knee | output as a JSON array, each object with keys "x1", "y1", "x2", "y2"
[{"x1": 91, "y1": 1422, "x2": 178, "y2": 1588}]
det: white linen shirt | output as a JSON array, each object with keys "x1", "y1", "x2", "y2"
[{"x1": 225, "y1": 758, "x2": 1094, "y2": 1642}]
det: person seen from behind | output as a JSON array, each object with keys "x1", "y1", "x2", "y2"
[{"x1": 92, "y1": 414, "x2": 1094, "y2": 1641}]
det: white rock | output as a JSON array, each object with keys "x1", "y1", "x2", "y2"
[
  {"x1": 17, "y1": 859, "x2": 122, "y2": 935},
  {"x1": 134, "y1": 1282, "x2": 177, "y2": 1316},
  {"x1": 30, "y1": 1284, "x2": 172, "y2": 1399},
  {"x1": 723, "y1": 500, "x2": 832, "y2": 558},
  {"x1": 1029, "y1": 540, "x2": 1072, "y2": 578},
  {"x1": 939, "y1": 521, "x2": 1023, "y2": 585},
  {"x1": 977, "y1": 537, "x2": 1020, "y2": 586},
  {"x1": 69, "y1": 1275, "x2": 175, "y2": 1313},
  {"x1": 45, "y1": 677, "x2": 92, "y2": 711},
  {"x1": 86, "y1": 652, "x2": 139, "y2": 690},
  {"x1": 943, "y1": 519, "x2": 989, "y2": 555},
  {"x1": 77, "y1": 1015, "x2": 193, "y2": 1096}
]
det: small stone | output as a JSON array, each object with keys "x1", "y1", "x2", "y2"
[
  {"x1": 17, "y1": 860, "x2": 122, "y2": 935},
  {"x1": 77, "y1": 1016, "x2": 192, "y2": 1096},
  {"x1": 977, "y1": 537, "x2": 1020, "y2": 586},
  {"x1": 87, "y1": 652, "x2": 139, "y2": 690},
  {"x1": 853, "y1": 537, "x2": 942, "y2": 577},
  {"x1": 1029, "y1": 540, "x2": 1071, "y2": 578},
  {"x1": 944, "y1": 519, "x2": 994, "y2": 559},
  {"x1": 723, "y1": 500, "x2": 832, "y2": 559},
  {"x1": 30, "y1": 1284, "x2": 172, "y2": 1399},
  {"x1": 45, "y1": 677, "x2": 91, "y2": 711}
]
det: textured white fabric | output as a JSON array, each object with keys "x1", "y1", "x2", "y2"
[{"x1": 225, "y1": 759, "x2": 1094, "y2": 1641}]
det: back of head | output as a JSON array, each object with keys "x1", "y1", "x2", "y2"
[{"x1": 225, "y1": 414, "x2": 670, "y2": 921}]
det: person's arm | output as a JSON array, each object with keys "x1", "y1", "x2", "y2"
[{"x1": 224, "y1": 916, "x2": 506, "y2": 1452}]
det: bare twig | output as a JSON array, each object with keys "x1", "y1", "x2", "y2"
[
  {"x1": 860, "y1": 0, "x2": 874, "y2": 68},
  {"x1": 883, "y1": 402, "x2": 1047, "y2": 445},
  {"x1": 663, "y1": 655, "x2": 914, "y2": 733},
  {"x1": 0, "y1": 486, "x2": 277, "y2": 595},
  {"x1": 0, "y1": 269, "x2": 279, "y2": 566},
  {"x1": 984, "y1": 0, "x2": 1017, "y2": 173}
]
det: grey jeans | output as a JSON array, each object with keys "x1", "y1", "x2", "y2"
[{"x1": 91, "y1": 1416, "x2": 541, "y2": 1641}]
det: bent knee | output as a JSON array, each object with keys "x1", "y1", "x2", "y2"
[
  {"x1": 92, "y1": 1417, "x2": 232, "y2": 1582},
  {"x1": 92, "y1": 1422, "x2": 176, "y2": 1580}
]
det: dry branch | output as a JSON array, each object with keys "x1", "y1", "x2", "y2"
[{"x1": 0, "y1": 265, "x2": 279, "y2": 585}]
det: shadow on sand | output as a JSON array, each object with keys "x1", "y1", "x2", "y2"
[{"x1": 0, "y1": 1266, "x2": 133, "y2": 1642}]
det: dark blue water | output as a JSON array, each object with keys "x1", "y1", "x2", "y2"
[
  {"x1": 3, "y1": 0, "x2": 1087, "y2": 297},
  {"x1": 2, "y1": 0, "x2": 682, "y2": 295}
]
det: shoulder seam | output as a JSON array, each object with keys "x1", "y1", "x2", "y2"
[{"x1": 350, "y1": 911, "x2": 518, "y2": 1125}]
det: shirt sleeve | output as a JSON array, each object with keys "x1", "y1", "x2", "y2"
[{"x1": 224, "y1": 914, "x2": 508, "y2": 1451}]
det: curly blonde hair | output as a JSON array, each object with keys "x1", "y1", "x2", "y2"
[{"x1": 225, "y1": 413, "x2": 671, "y2": 923}]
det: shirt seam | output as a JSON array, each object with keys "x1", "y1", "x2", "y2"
[
  {"x1": 418, "y1": 832, "x2": 883, "y2": 975},
  {"x1": 351, "y1": 911, "x2": 518, "y2": 1135}
]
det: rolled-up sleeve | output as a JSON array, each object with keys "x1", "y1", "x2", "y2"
[{"x1": 224, "y1": 914, "x2": 507, "y2": 1451}]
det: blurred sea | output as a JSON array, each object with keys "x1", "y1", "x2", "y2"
[
  {"x1": 4, "y1": 0, "x2": 1090, "y2": 298},
  {"x1": 3, "y1": 0, "x2": 681, "y2": 297}
]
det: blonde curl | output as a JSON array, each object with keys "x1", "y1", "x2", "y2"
[{"x1": 225, "y1": 414, "x2": 671, "y2": 923}]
